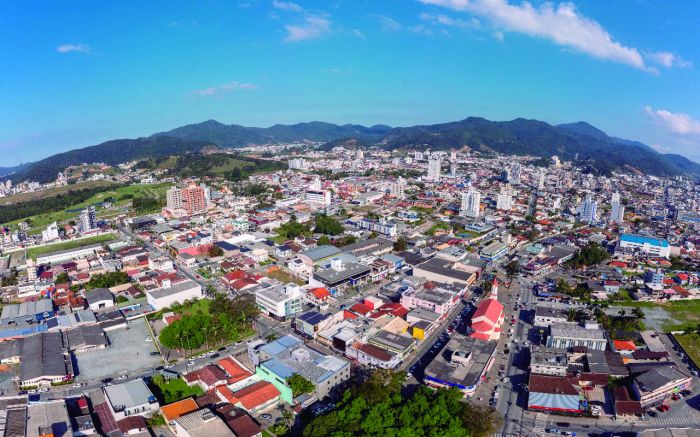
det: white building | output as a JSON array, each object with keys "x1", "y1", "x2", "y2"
[
  {"x1": 579, "y1": 194, "x2": 597, "y2": 224},
  {"x1": 305, "y1": 189, "x2": 332, "y2": 207},
  {"x1": 80, "y1": 205, "x2": 97, "y2": 231},
  {"x1": 619, "y1": 234, "x2": 670, "y2": 258},
  {"x1": 496, "y1": 185, "x2": 512, "y2": 211},
  {"x1": 390, "y1": 176, "x2": 405, "y2": 198},
  {"x1": 103, "y1": 379, "x2": 159, "y2": 421},
  {"x1": 255, "y1": 282, "x2": 303, "y2": 320},
  {"x1": 166, "y1": 186, "x2": 183, "y2": 210},
  {"x1": 426, "y1": 156, "x2": 441, "y2": 181},
  {"x1": 460, "y1": 188, "x2": 480, "y2": 218},
  {"x1": 41, "y1": 222, "x2": 60, "y2": 243},
  {"x1": 146, "y1": 279, "x2": 203, "y2": 311},
  {"x1": 610, "y1": 191, "x2": 625, "y2": 223}
]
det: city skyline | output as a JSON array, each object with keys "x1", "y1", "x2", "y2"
[{"x1": 2, "y1": 0, "x2": 700, "y2": 165}]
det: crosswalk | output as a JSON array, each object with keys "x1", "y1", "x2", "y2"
[{"x1": 648, "y1": 416, "x2": 699, "y2": 426}]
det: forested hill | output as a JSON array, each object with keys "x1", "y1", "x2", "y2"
[{"x1": 6, "y1": 117, "x2": 700, "y2": 183}]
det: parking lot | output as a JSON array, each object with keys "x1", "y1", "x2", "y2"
[{"x1": 74, "y1": 317, "x2": 161, "y2": 382}]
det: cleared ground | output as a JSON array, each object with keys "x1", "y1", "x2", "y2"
[{"x1": 74, "y1": 317, "x2": 161, "y2": 382}]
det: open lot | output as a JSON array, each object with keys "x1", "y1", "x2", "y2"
[
  {"x1": 74, "y1": 317, "x2": 161, "y2": 382},
  {"x1": 675, "y1": 333, "x2": 700, "y2": 367},
  {"x1": 26, "y1": 233, "x2": 116, "y2": 260},
  {"x1": 616, "y1": 300, "x2": 700, "y2": 332}
]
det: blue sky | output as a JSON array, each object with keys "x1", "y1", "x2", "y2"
[{"x1": 2, "y1": 0, "x2": 700, "y2": 165}]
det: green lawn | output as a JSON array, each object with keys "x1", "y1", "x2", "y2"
[
  {"x1": 4, "y1": 183, "x2": 172, "y2": 232},
  {"x1": 617, "y1": 299, "x2": 700, "y2": 332},
  {"x1": 266, "y1": 269, "x2": 306, "y2": 286},
  {"x1": 149, "y1": 376, "x2": 204, "y2": 404},
  {"x1": 26, "y1": 233, "x2": 116, "y2": 260},
  {"x1": 675, "y1": 333, "x2": 700, "y2": 367}
]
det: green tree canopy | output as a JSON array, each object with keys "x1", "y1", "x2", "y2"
[
  {"x1": 287, "y1": 373, "x2": 315, "y2": 398},
  {"x1": 314, "y1": 214, "x2": 344, "y2": 236}
]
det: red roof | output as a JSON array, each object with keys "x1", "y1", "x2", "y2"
[
  {"x1": 378, "y1": 303, "x2": 408, "y2": 318},
  {"x1": 231, "y1": 381, "x2": 281, "y2": 411},
  {"x1": 352, "y1": 342, "x2": 394, "y2": 361},
  {"x1": 349, "y1": 303, "x2": 372, "y2": 315},
  {"x1": 472, "y1": 298, "x2": 504, "y2": 325},
  {"x1": 310, "y1": 287, "x2": 330, "y2": 300},
  {"x1": 613, "y1": 340, "x2": 637, "y2": 351},
  {"x1": 218, "y1": 357, "x2": 253, "y2": 384},
  {"x1": 183, "y1": 364, "x2": 228, "y2": 387}
]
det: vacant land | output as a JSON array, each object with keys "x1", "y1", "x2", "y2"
[
  {"x1": 0, "y1": 180, "x2": 113, "y2": 206},
  {"x1": 26, "y1": 233, "x2": 116, "y2": 260},
  {"x1": 675, "y1": 333, "x2": 700, "y2": 367},
  {"x1": 150, "y1": 375, "x2": 204, "y2": 404},
  {"x1": 617, "y1": 299, "x2": 700, "y2": 332},
  {"x1": 266, "y1": 268, "x2": 306, "y2": 286},
  {"x1": 4, "y1": 183, "x2": 172, "y2": 233}
]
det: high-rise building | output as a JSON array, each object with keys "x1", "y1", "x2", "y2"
[
  {"x1": 460, "y1": 188, "x2": 481, "y2": 218},
  {"x1": 450, "y1": 162, "x2": 457, "y2": 177},
  {"x1": 450, "y1": 149, "x2": 457, "y2": 161},
  {"x1": 579, "y1": 194, "x2": 597, "y2": 224},
  {"x1": 166, "y1": 186, "x2": 183, "y2": 210},
  {"x1": 427, "y1": 155, "x2": 441, "y2": 181},
  {"x1": 414, "y1": 151, "x2": 424, "y2": 161},
  {"x1": 357, "y1": 149, "x2": 364, "y2": 160},
  {"x1": 610, "y1": 191, "x2": 625, "y2": 223},
  {"x1": 510, "y1": 163, "x2": 521, "y2": 185},
  {"x1": 496, "y1": 184, "x2": 513, "y2": 211},
  {"x1": 537, "y1": 172, "x2": 545, "y2": 191},
  {"x1": 80, "y1": 205, "x2": 97, "y2": 231},
  {"x1": 390, "y1": 176, "x2": 405, "y2": 198},
  {"x1": 181, "y1": 184, "x2": 208, "y2": 214}
]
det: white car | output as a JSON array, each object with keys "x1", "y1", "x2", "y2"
[
  {"x1": 73, "y1": 383, "x2": 82, "y2": 388},
  {"x1": 501, "y1": 377, "x2": 510, "y2": 383},
  {"x1": 144, "y1": 337, "x2": 153, "y2": 342},
  {"x1": 38, "y1": 388, "x2": 49, "y2": 393}
]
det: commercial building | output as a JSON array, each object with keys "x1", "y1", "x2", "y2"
[
  {"x1": 547, "y1": 322, "x2": 607, "y2": 351},
  {"x1": 619, "y1": 233, "x2": 671, "y2": 258},
  {"x1": 103, "y1": 379, "x2": 159, "y2": 421},
  {"x1": 412, "y1": 258, "x2": 476, "y2": 286},
  {"x1": 353, "y1": 217, "x2": 397, "y2": 237},
  {"x1": 529, "y1": 348, "x2": 569, "y2": 376},
  {"x1": 254, "y1": 282, "x2": 303, "y2": 320},
  {"x1": 479, "y1": 240, "x2": 509, "y2": 263},
  {"x1": 255, "y1": 335, "x2": 351, "y2": 404},
  {"x1": 528, "y1": 374, "x2": 583, "y2": 414},
  {"x1": 0, "y1": 300, "x2": 53, "y2": 326},
  {"x1": 85, "y1": 287, "x2": 115, "y2": 311},
  {"x1": 36, "y1": 242, "x2": 104, "y2": 265},
  {"x1": 312, "y1": 257, "x2": 371, "y2": 290},
  {"x1": 632, "y1": 367, "x2": 693, "y2": 408},
  {"x1": 305, "y1": 189, "x2": 332, "y2": 206},
  {"x1": 426, "y1": 156, "x2": 441, "y2": 181},
  {"x1": 146, "y1": 279, "x2": 203, "y2": 311},
  {"x1": 534, "y1": 306, "x2": 569, "y2": 327},
  {"x1": 19, "y1": 332, "x2": 73, "y2": 388},
  {"x1": 423, "y1": 335, "x2": 497, "y2": 397},
  {"x1": 174, "y1": 409, "x2": 234, "y2": 437}
]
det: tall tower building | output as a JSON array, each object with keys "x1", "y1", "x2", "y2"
[
  {"x1": 80, "y1": 205, "x2": 97, "y2": 231},
  {"x1": 460, "y1": 188, "x2": 481, "y2": 218},
  {"x1": 510, "y1": 163, "x2": 522, "y2": 185},
  {"x1": 537, "y1": 172, "x2": 545, "y2": 191},
  {"x1": 610, "y1": 191, "x2": 625, "y2": 223},
  {"x1": 579, "y1": 193, "x2": 597, "y2": 224},
  {"x1": 427, "y1": 155, "x2": 441, "y2": 181},
  {"x1": 496, "y1": 184, "x2": 513, "y2": 211},
  {"x1": 166, "y1": 186, "x2": 183, "y2": 210}
]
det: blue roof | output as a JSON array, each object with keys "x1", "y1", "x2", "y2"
[
  {"x1": 297, "y1": 311, "x2": 329, "y2": 326},
  {"x1": 620, "y1": 233, "x2": 669, "y2": 247},
  {"x1": 215, "y1": 241, "x2": 238, "y2": 251},
  {"x1": 259, "y1": 334, "x2": 303, "y2": 357},
  {"x1": 302, "y1": 245, "x2": 342, "y2": 261},
  {"x1": 263, "y1": 358, "x2": 295, "y2": 379}
]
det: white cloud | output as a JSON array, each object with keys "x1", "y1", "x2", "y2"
[
  {"x1": 645, "y1": 51, "x2": 691, "y2": 68},
  {"x1": 57, "y1": 43, "x2": 91, "y2": 54},
  {"x1": 350, "y1": 28, "x2": 366, "y2": 39},
  {"x1": 272, "y1": 0, "x2": 303, "y2": 12},
  {"x1": 417, "y1": 0, "x2": 680, "y2": 72},
  {"x1": 284, "y1": 15, "x2": 331, "y2": 42},
  {"x1": 645, "y1": 106, "x2": 700, "y2": 136},
  {"x1": 188, "y1": 81, "x2": 259, "y2": 97},
  {"x1": 419, "y1": 12, "x2": 480, "y2": 29},
  {"x1": 372, "y1": 14, "x2": 402, "y2": 32}
]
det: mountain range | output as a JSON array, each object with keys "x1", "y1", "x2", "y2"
[{"x1": 5, "y1": 117, "x2": 699, "y2": 184}]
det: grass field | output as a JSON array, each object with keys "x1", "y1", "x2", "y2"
[
  {"x1": 618, "y1": 299, "x2": 700, "y2": 332},
  {"x1": 4, "y1": 183, "x2": 172, "y2": 233},
  {"x1": 149, "y1": 376, "x2": 204, "y2": 404},
  {"x1": 0, "y1": 180, "x2": 113, "y2": 206},
  {"x1": 26, "y1": 233, "x2": 116, "y2": 260},
  {"x1": 675, "y1": 333, "x2": 700, "y2": 367},
  {"x1": 265, "y1": 268, "x2": 306, "y2": 286}
]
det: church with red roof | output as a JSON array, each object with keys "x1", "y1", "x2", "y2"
[{"x1": 470, "y1": 278, "x2": 505, "y2": 341}]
